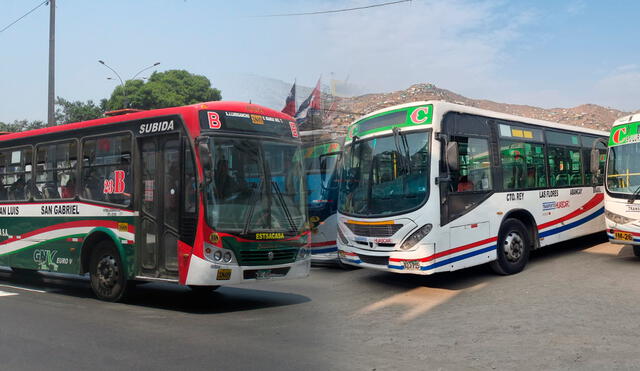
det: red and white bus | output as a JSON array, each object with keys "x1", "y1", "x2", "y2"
[{"x1": 0, "y1": 101, "x2": 311, "y2": 301}]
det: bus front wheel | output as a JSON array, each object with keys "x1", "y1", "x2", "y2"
[
  {"x1": 491, "y1": 219, "x2": 531, "y2": 275},
  {"x1": 188, "y1": 285, "x2": 220, "y2": 295},
  {"x1": 89, "y1": 241, "x2": 128, "y2": 302},
  {"x1": 632, "y1": 246, "x2": 640, "y2": 257}
]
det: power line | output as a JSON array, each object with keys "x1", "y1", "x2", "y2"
[
  {"x1": 0, "y1": 0, "x2": 48, "y2": 34},
  {"x1": 253, "y1": 0, "x2": 412, "y2": 17}
]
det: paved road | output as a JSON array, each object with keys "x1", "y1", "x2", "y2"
[{"x1": 1, "y1": 234, "x2": 640, "y2": 370}]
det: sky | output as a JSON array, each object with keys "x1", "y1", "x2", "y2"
[{"x1": 1, "y1": 0, "x2": 640, "y2": 122}]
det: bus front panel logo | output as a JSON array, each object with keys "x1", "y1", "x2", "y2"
[
  {"x1": 208, "y1": 112, "x2": 222, "y2": 129},
  {"x1": 612, "y1": 127, "x2": 627, "y2": 144},
  {"x1": 410, "y1": 107, "x2": 430, "y2": 124}
]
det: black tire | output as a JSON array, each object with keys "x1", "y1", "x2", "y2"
[
  {"x1": 491, "y1": 219, "x2": 531, "y2": 275},
  {"x1": 9, "y1": 267, "x2": 38, "y2": 275},
  {"x1": 89, "y1": 240, "x2": 128, "y2": 302},
  {"x1": 633, "y1": 245, "x2": 640, "y2": 258},
  {"x1": 188, "y1": 285, "x2": 220, "y2": 295},
  {"x1": 336, "y1": 257, "x2": 359, "y2": 270}
]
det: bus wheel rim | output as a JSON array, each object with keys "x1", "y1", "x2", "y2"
[
  {"x1": 503, "y1": 232, "x2": 523, "y2": 262},
  {"x1": 97, "y1": 255, "x2": 119, "y2": 288}
]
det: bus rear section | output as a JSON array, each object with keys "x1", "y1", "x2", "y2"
[
  {"x1": 604, "y1": 113, "x2": 640, "y2": 255},
  {"x1": 337, "y1": 101, "x2": 607, "y2": 275},
  {"x1": 0, "y1": 101, "x2": 311, "y2": 301}
]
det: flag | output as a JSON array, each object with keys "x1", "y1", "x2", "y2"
[
  {"x1": 281, "y1": 81, "x2": 296, "y2": 116},
  {"x1": 295, "y1": 78, "x2": 321, "y2": 123}
]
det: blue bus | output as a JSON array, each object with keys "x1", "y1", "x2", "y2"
[{"x1": 301, "y1": 135, "x2": 343, "y2": 264}]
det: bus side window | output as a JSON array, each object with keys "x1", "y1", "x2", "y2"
[
  {"x1": 1, "y1": 148, "x2": 33, "y2": 201},
  {"x1": 500, "y1": 141, "x2": 546, "y2": 190},
  {"x1": 35, "y1": 141, "x2": 77, "y2": 200},
  {"x1": 81, "y1": 134, "x2": 132, "y2": 206},
  {"x1": 451, "y1": 136, "x2": 492, "y2": 192}
]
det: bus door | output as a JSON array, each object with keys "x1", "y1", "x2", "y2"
[
  {"x1": 440, "y1": 114, "x2": 495, "y2": 255},
  {"x1": 137, "y1": 134, "x2": 181, "y2": 279}
]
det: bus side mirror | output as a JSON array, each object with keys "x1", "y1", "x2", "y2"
[
  {"x1": 446, "y1": 141, "x2": 459, "y2": 172},
  {"x1": 196, "y1": 137, "x2": 213, "y2": 184},
  {"x1": 590, "y1": 148, "x2": 600, "y2": 175}
]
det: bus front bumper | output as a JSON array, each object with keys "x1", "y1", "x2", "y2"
[
  {"x1": 185, "y1": 255, "x2": 311, "y2": 286},
  {"x1": 337, "y1": 242, "x2": 437, "y2": 275}
]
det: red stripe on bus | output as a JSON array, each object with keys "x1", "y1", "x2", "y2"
[
  {"x1": 0, "y1": 220, "x2": 135, "y2": 245},
  {"x1": 309, "y1": 241, "x2": 337, "y2": 247},
  {"x1": 389, "y1": 236, "x2": 498, "y2": 263},
  {"x1": 537, "y1": 193, "x2": 603, "y2": 231}
]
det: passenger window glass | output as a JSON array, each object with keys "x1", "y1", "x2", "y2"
[
  {"x1": 81, "y1": 134, "x2": 132, "y2": 206},
  {"x1": 547, "y1": 131, "x2": 581, "y2": 146},
  {"x1": 547, "y1": 146, "x2": 582, "y2": 187},
  {"x1": 0, "y1": 148, "x2": 33, "y2": 201},
  {"x1": 183, "y1": 146, "x2": 197, "y2": 214},
  {"x1": 500, "y1": 141, "x2": 547, "y2": 190},
  {"x1": 452, "y1": 137, "x2": 492, "y2": 192},
  {"x1": 35, "y1": 141, "x2": 77, "y2": 199}
]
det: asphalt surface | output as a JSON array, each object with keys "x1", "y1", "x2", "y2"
[{"x1": 1, "y1": 233, "x2": 640, "y2": 370}]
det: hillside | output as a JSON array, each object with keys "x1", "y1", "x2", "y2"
[{"x1": 325, "y1": 83, "x2": 629, "y2": 133}]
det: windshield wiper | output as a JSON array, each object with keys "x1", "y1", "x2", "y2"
[
  {"x1": 392, "y1": 128, "x2": 411, "y2": 174},
  {"x1": 272, "y1": 181, "x2": 298, "y2": 232},
  {"x1": 242, "y1": 179, "x2": 264, "y2": 235},
  {"x1": 628, "y1": 184, "x2": 640, "y2": 204}
]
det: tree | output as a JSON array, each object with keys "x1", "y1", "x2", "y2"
[
  {"x1": 55, "y1": 97, "x2": 107, "y2": 125},
  {"x1": 106, "y1": 70, "x2": 222, "y2": 110},
  {"x1": 0, "y1": 119, "x2": 46, "y2": 132}
]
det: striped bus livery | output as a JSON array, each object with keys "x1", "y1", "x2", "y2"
[
  {"x1": 337, "y1": 101, "x2": 607, "y2": 275},
  {"x1": 0, "y1": 101, "x2": 311, "y2": 301}
]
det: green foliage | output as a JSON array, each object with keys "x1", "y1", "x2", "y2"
[
  {"x1": 0, "y1": 119, "x2": 46, "y2": 132},
  {"x1": 55, "y1": 97, "x2": 107, "y2": 125},
  {"x1": 107, "y1": 69, "x2": 222, "y2": 110}
]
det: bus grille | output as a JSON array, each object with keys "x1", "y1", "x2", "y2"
[
  {"x1": 239, "y1": 249, "x2": 297, "y2": 264},
  {"x1": 358, "y1": 254, "x2": 389, "y2": 266},
  {"x1": 345, "y1": 223, "x2": 403, "y2": 237}
]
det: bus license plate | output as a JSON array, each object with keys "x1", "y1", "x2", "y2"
[
  {"x1": 256, "y1": 269, "x2": 272, "y2": 280},
  {"x1": 614, "y1": 231, "x2": 633, "y2": 241},
  {"x1": 216, "y1": 269, "x2": 232, "y2": 280},
  {"x1": 402, "y1": 260, "x2": 421, "y2": 271}
]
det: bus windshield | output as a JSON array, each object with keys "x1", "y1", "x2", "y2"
[
  {"x1": 203, "y1": 136, "x2": 306, "y2": 235},
  {"x1": 607, "y1": 142, "x2": 640, "y2": 194},
  {"x1": 338, "y1": 130, "x2": 430, "y2": 217}
]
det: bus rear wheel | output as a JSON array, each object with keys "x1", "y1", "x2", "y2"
[
  {"x1": 89, "y1": 241, "x2": 128, "y2": 302},
  {"x1": 491, "y1": 219, "x2": 531, "y2": 275}
]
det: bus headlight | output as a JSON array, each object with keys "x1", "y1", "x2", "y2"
[
  {"x1": 214, "y1": 250, "x2": 223, "y2": 261},
  {"x1": 605, "y1": 210, "x2": 634, "y2": 225},
  {"x1": 400, "y1": 224, "x2": 433, "y2": 251},
  {"x1": 204, "y1": 243, "x2": 236, "y2": 264},
  {"x1": 223, "y1": 251, "x2": 233, "y2": 263},
  {"x1": 297, "y1": 247, "x2": 310, "y2": 260}
]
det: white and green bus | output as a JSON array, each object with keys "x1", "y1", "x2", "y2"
[
  {"x1": 337, "y1": 101, "x2": 607, "y2": 275},
  {"x1": 603, "y1": 113, "x2": 640, "y2": 254}
]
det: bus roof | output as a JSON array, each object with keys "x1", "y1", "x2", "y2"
[
  {"x1": 612, "y1": 112, "x2": 640, "y2": 128},
  {"x1": 351, "y1": 100, "x2": 609, "y2": 137},
  {"x1": 0, "y1": 101, "x2": 295, "y2": 142}
]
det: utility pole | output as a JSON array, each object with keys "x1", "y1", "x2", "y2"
[{"x1": 47, "y1": 0, "x2": 55, "y2": 126}]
